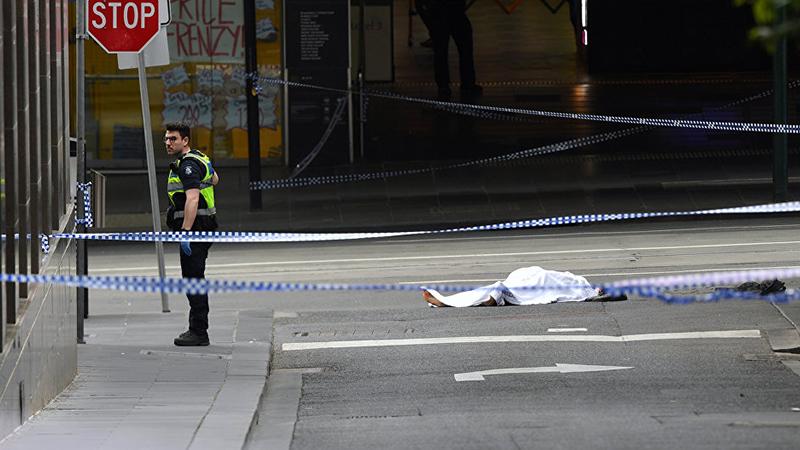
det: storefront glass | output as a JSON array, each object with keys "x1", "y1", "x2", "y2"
[{"x1": 75, "y1": 0, "x2": 283, "y2": 163}]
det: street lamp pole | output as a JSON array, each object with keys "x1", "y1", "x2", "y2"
[{"x1": 773, "y1": 3, "x2": 788, "y2": 202}]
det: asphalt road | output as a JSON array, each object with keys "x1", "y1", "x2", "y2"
[{"x1": 89, "y1": 216, "x2": 800, "y2": 449}]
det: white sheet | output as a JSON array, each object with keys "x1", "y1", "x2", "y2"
[{"x1": 424, "y1": 266, "x2": 599, "y2": 307}]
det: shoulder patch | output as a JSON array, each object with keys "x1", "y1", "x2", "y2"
[{"x1": 184, "y1": 165, "x2": 193, "y2": 175}]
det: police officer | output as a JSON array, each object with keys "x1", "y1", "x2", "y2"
[{"x1": 164, "y1": 122, "x2": 219, "y2": 346}]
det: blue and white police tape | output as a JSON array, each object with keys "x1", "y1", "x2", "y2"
[
  {"x1": 603, "y1": 267, "x2": 800, "y2": 304},
  {"x1": 50, "y1": 229, "x2": 423, "y2": 244},
  {"x1": 1, "y1": 268, "x2": 798, "y2": 304},
  {"x1": 607, "y1": 267, "x2": 796, "y2": 291},
  {"x1": 75, "y1": 182, "x2": 93, "y2": 228},
  {"x1": 438, "y1": 79, "x2": 800, "y2": 124},
  {"x1": 250, "y1": 125, "x2": 645, "y2": 190},
  {"x1": 1, "y1": 233, "x2": 51, "y2": 254},
  {"x1": 258, "y1": 76, "x2": 800, "y2": 134},
  {"x1": 249, "y1": 79, "x2": 796, "y2": 191},
  {"x1": 290, "y1": 96, "x2": 348, "y2": 179},
  {"x1": 48, "y1": 201, "x2": 800, "y2": 246}
]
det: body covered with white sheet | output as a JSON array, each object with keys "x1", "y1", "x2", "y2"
[{"x1": 424, "y1": 266, "x2": 599, "y2": 307}]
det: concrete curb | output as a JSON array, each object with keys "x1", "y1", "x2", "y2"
[
  {"x1": 189, "y1": 311, "x2": 273, "y2": 450},
  {"x1": 766, "y1": 328, "x2": 800, "y2": 354}
]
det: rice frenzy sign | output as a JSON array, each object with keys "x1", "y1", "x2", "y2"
[
  {"x1": 86, "y1": 0, "x2": 161, "y2": 53},
  {"x1": 166, "y1": 0, "x2": 244, "y2": 63}
]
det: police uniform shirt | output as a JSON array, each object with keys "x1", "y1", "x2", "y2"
[
  {"x1": 170, "y1": 152, "x2": 208, "y2": 212},
  {"x1": 177, "y1": 152, "x2": 205, "y2": 194}
]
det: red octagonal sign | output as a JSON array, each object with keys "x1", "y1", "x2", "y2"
[{"x1": 86, "y1": 0, "x2": 160, "y2": 53}]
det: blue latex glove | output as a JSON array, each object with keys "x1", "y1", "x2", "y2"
[{"x1": 180, "y1": 240, "x2": 192, "y2": 256}]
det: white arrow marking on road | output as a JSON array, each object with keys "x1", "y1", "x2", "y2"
[{"x1": 454, "y1": 364, "x2": 633, "y2": 382}]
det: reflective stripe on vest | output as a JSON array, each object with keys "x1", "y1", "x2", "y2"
[{"x1": 167, "y1": 150, "x2": 216, "y2": 216}]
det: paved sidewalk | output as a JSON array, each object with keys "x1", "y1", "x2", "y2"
[{"x1": 0, "y1": 292, "x2": 273, "y2": 450}]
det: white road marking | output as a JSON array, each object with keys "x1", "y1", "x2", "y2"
[
  {"x1": 548, "y1": 328, "x2": 588, "y2": 333},
  {"x1": 91, "y1": 241, "x2": 800, "y2": 273},
  {"x1": 282, "y1": 329, "x2": 761, "y2": 351},
  {"x1": 398, "y1": 265, "x2": 800, "y2": 284},
  {"x1": 454, "y1": 363, "x2": 633, "y2": 381},
  {"x1": 387, "y1": 223, "x2": 800, "y2": 244}
]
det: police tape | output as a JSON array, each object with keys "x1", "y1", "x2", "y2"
[
  {"x1": 290, "y1": 96, "x2": 348, "y2": 179},
  {"x1": 50, "y1": 229, "x2": 422, "y2": 243},
  {"x1": 259, "y1": 77, "x2": 800, "y2": 134},
  {"x1": 431, "y1": 77, "x2": 785, "y2": 125},
  {"x1": 75, "y1": 182, "x2": 94, "y2": 228},
  {"x1": 1, "y1": 234, "x2": 50, "y2": 255},
  {"x1": 48, "y1": 201, "x2": 800, "y2": 245},
  {"x1": 248, "y1": 78, "x2": 798, "y2": 191},
  {"x1": 0, "y1": 268, "x2": 797, "y2": 305},
  {"x1": 604, "y1": 267, "x2": 800, "y2": 304},
  {"x1": 250, "y1": 125, "x2": 645, "y2": 190},
  {"x1": 374, "y1": 77, "x2": 780, "y2": 89},
  {"x1": 433, "y1": 77, "x2": 799, "y2": 128}
]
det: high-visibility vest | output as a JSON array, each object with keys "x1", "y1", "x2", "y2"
[{"x1": 167, "y1": 150, "x2": 216, "y2": 219}]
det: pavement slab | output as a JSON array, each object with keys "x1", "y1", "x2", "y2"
[{"x1": 0, "y1": 304, "x2": 272, "y2": 450}]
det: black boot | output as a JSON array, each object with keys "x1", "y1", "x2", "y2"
[{"x1": 174, "y1": 330, "x2": 209, "y2": 346}]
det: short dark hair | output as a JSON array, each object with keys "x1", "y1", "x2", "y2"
[{"x1": 164, "y1": 122, "x2": 190, "y2": 140}]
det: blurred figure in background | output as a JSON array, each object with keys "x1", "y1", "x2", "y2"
[{"x1": 416, "y1": 0, "x2": 482, "y2": 100}]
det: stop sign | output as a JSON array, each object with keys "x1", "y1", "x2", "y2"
[{"x1": 86, "y1": 0, "x2": 160, "y2": 53}]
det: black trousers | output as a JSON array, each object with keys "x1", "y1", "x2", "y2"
[
  {"x1": 179, "y1": 241, "x2": 212, "y2": 336},
  {"x1": 417, "y1": 0, "x2": 476, "y2": 89}
]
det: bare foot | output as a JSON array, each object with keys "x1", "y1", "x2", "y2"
[{"x1": 423, "y1": 290, "x2": 448, "y2": 307}]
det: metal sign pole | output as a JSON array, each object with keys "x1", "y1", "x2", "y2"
[
  {"x1": 244, "y1": 0, "x2": 262, "y2": 211},
  {"x1": 137, "y1": 52, "x2": 170, "y2": 313},
  {"x1": 773, "y1": 4, "x2": 788, "y2": 202},
  {"x1": 358, "y1": 0, "x2": 366, "y2": 160},
  {"x1": 76, "y1": 0, "x2": 87, "y2": 344}
]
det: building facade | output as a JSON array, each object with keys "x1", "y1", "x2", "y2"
[{"x1": 0, "y1": 0, "x2": 77, "y2": 436}]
